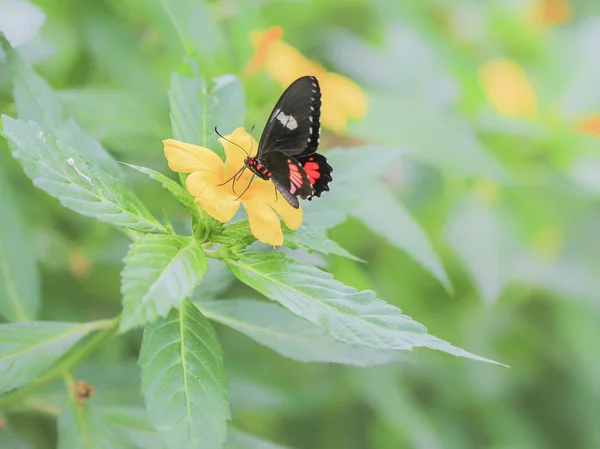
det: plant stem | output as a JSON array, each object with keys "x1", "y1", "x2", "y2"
[{"x1": 0, "y1": 316, "x2": 120, "y2": 410}]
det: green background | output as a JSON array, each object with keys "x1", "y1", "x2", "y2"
[{"x1": 1, "y1": 0, "x2": 600, "y2": 448}]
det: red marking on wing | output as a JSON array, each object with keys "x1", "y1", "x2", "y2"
[
  {"x1": 256, "y1": 163, "x2": 263, "y2": 169},
  {"x1": 287, "y1": 160, "x2": 307, "y2": 194},
  {"x1": 289, "y1": 172, "x2": 303, "y2": 186},
  {"x1": 303, "y1": 161, "x2": 321, "y2": 185}
]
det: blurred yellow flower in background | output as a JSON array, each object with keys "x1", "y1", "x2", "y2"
[
  {"x1": 529, "y1": 0, "x2": 571, "y2": 28},
  {"x1": 248, "y1": 26, "x2": 368, "y2": 133},
  {"x1": 479, "y1": 58, "x2": 538, "y2": 120},
  {"x1": 576, "y1": 116, "x2": 600, "y2": 137},
  {"x1": 163, "y1": 127, "x2": 302, "y2": 246}
]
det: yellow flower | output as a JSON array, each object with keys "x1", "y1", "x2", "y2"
[
  {"x1": 576, "y1": 115, "x2": 600, "y2": 137},
  {"x1": 479, "y1": 58, "x2": 538, "y2": 120},
  {"x1": 247, "y1": 26, "x2": 368, "y2": 134},
  {"x1": 529, "y1": 0, "x2": 571, "y2": 28},
  {"x1": 163, "y1": 127, "x2": 302, "y2": 246}
]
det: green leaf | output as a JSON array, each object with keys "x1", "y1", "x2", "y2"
[
  {"x1": 100, "y1": 406, "x2": 165, "y2": 449},
  {"x1": 445, "y1": 195, "x2": 512, "y2": 304},
  {"x1": 79, "y1": 7, "x2": 167, "y2": 103},
  {"x1": 351, "y1": 183, "x2": 452, "y2": 292},
  {"x1": 1, "y1": 117, "x2": 166, "y2": 233},
  {"x1": 59, "y1": 87, "x2": 168, "y2": 154},
  {"x1": 0, "y1": 164, "x2": 39, "y2": 321},
  {"x1": 0, "y1": 1, "x2": 45, "y2": 47},
  {"x1": 0, "y1": 422, "x2": 33, "y2": 449},
  {"x1": 0, "y1": 321, "x2": 100, "y2": 394},
  {"x1": 349, "y1": 94, "x2": 511, "y2": 181},
  {"x1": 169, "y1": 66, "x2": 245, "y2": 156},
  {"x1": 225, "y1": 427, "x2": 293, "y2": 449},
  {"x1": 199, "y1": 299, "x2": 400, "y2": 366},
  {"x1": 324, "y1": 24, "x2": 458, "y2": 108},
  {"x1": 57, "y1": 402, "x2": 122, "y2": 449},
  {"x1": 225, "y1": 253, "x2": 504, "y2": 365},
  {"x1": 1, "y1": 39, "x2": 126, "y2": 180},
  {"x1": 283, "y1": 224, "x2": 364, "y2": 262},
  {"x1": 215, "y1": 221, "x2": 363, "y2": 262},
  {"x1": 302, "y1": 146, "x2": 403, "y2": 229},
  {"x1": 350, "y1": 368, "x2": 444, "y2": 448},
  {"x1": 157, "y1": 0, "x2": 229, "y2": 74},
  {"x1": 120, "y1": 235, "x2": 208, "y2": 332},
  {"x1": 546, "y1": 19, "x2": 600, "y2": 119},
  {"x1": 212, "y1": 221, "x2": 257, "y2": 248},
  {"x1": 194, "y1": 259, "x2": 235, "y2": 300},
  {"x1": 139, "y1": 299, "x2": 230, "y2": 449},
  {"x1": 123, "y1": 163, "x2": 201, "y2": 223}
]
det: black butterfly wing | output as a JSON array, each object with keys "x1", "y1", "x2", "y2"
[
  {"x1": 257, "y1": 76, "x2": 321, "y2": 158},
  {"x1": 296, "y1": 152, "x2": 333, "y2": 199},
  {"x1": 263, "y1": 151, "x2": 314, "y2": 209}
]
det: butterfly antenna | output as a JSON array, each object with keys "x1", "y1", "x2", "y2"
[
  {"x1": 249, "y1": 124, "x2": 256, "y2": 156},
  {"x1": 214, "y1": 127, "x2": 250, "y2": 157},
  {"x1": 234, "y1": 173, "x2": 256, "y2": 201}
]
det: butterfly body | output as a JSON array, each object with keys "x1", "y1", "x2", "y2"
[
  {"x1": 244, "y1": 76, "x2": 332, "y2": 209},
  {"x1": 244, "y1": 157, "x2": 272, "y2": 180}
]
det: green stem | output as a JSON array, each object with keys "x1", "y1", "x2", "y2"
[{"x1": 0, "y1": 316, "x2": 120, "y2": 410}]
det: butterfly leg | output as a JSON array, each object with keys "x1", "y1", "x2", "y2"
[
  {"x1": 234, "y1": 173, "x2": 256, "y2": 201},
  {"x1": 218, "y1": 165, "x2": 247, "y2": 189}
]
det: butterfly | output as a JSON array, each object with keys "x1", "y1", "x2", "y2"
[{"x1": 219, "y1": 76, "x2": 332, "y2": 208}]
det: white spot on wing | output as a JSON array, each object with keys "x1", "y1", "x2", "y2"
[{"x1": 275, "y1": 110, "x2": 298, "y2": 130}]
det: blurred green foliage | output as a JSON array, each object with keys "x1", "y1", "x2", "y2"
[{"x1": 2, "y1": 0, "x2": 600, "y2": 448}]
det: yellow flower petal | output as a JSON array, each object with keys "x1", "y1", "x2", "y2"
[
  {"x1": 479, "y1": 58, "x2": 538, "y2": 120},
  {"x1": 246, "y1": 26, "x2": 284, "y2": 75},
  {"x1": 184, "y1": 171, "x2": 215, "y2": 197},
  {"x1": 252, "y1": 178, "x2": 303, "y2": 230},
  {"x1": 197, "y1": 187, "x2": 240, "y2": 223},
  {"x1": 219, "y1": 127, "x2": 257, "y2": 181},
  {"x1": 271, "y1": 200, "x2": 303, "y2": 230},
  {"x1": 250, "y1": 28, "x2": 317, "y2": 88},
  {"x1": 576, "y1": 115, "x2": 600, "y2": 137},
  {"x1": 530, "y1": 0, "x2": 571, "y2": 28},
  {"x1": 163, "y1": 139, "x2": 224, "y2": 176},
  {"x1": 243, "y1": 199, "x2": 284, "y2": 246},
  {"x1": 321, "y1": 72, "x2": 368, "y2": 121},
  {"x1": 186, "y1": 171, "x2": 240, "y2": 222}
]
